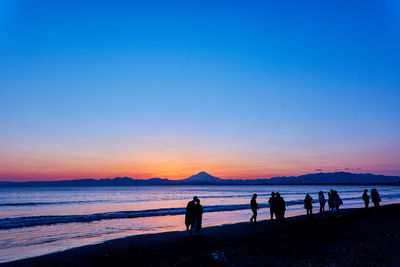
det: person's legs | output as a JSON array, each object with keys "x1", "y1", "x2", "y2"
[
  {"x1": 189, "y1": 223, "x2": 194, "y2": 236},
  {"x1": 195, "y1": 225, "x2": 200, "y2": 236},
  {"x1": 279, "y1": 211, "x2": 285, "y2": 222},
  {"x1": 270, "y1": 211, "x2": 274, "y2": 220},
  {"x1": 250, "y1": 210, "x2": 256, "y2": 223}
]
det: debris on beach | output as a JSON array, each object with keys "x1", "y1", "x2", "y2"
[{"x1": 211, "y1": 249, "x2": 227, "y2": 263}]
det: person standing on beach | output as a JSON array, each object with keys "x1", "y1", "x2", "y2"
[
  {"x1": 328, "y1": 191, "x2": 333, "y2": 211},
  {"x1": 250, "y1": 194, "x2": 259, "y2": 223},
  {"x1": 371, "y1": 188, "x2": 381, "y2": 209},
  {"x1": 268, "y1": 192, "x2": 276, "y2": 220},
  {"x1": 318, "y1": 191, "x2": 326, "y2": 212},
  {"x1": 185, "y1": 196, "x2": 197, "y2": 235},
  {"x1": 275, "y1": 192, "x2": 286, "y2": 223},
  {"x1": 193, "y1": 198, "x2": 203, "y2": 235},
  {"x1": 304, "y1": 194, "x2": 313, "y2": 217},
  {"x1": 362, "y1": 189, "x2": 370, "y2": 209},
  {"x1": 332, "y1": 190, "x2": 343, "y2": 212}
]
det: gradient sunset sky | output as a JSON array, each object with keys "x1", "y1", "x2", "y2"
[{"x1": 1, "y1": 1, "x2": 399, "y2": 181}]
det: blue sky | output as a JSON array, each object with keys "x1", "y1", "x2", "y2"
[{"x1": 0, "y1": 0, "x2": 399, "y2": 180}]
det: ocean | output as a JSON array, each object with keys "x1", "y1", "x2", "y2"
[{"x1": 1, "y1": 185, "x2": 400, "y2": 263}]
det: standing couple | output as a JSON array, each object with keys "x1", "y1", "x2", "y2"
[
  {"x1": 185, "y1": 196, "x2": 203, "y2": 236},
  {"x1": 268, "y1": 192, "x2": 286, "y2": 223}
]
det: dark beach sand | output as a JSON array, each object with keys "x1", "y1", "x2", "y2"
[{"x1": 4, "y1": 204, "x2": 400, "y2": 267}]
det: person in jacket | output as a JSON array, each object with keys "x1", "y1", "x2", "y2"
[
  {"x1": 250, "y1": 194, "x2": 259, "y2": 223},
  {"x1": 268, "y1": 192, "x2": 276, "y2": 220},
  {"x1": 328, "y1": 191, "x2": 333, "y2": 211},
  {"x1": 371, "y1": 188, "x2": 381, "y2": 209},
  {"x1": 332, "y1": 190, "x2": 343, "y2": 212},
  {"x1": 185, "y1": 196, "x2": 197, "y2": 235},
  {"x1": 304, "y1": 194, "x2": 313, "y2": 217},
  {"x1": 318, "y1": 191, "x2": 326, "y2": 212},
  {"x1": 275, "y1": 192, "x2": 286, "y2": 223},
  {"x1": 193, "y1": 198, "x2": 203, "y2": 235},
  {"x1": 362, "y1": 189, "x2": 370, "y2": 209}
]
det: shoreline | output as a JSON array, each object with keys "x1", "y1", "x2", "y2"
[{"x1": 4, "y1": 204, "x2": 400, "y2": 266}]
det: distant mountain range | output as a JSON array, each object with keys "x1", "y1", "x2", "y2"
[{"x1": 1, "y1": 171, "x2": 400, "y2": 187}]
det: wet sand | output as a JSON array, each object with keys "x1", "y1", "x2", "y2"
[{"x1": 4, "y1": 204, "x2": 400, "y2": 266}]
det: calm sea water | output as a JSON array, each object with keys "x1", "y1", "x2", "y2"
[{"x1": 1, "y1": 185, "x2": 400, "y2": 263}]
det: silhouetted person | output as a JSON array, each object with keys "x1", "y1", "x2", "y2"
[
  {"x1": 250, "y1": 194, "x2": 259, "y2": 223},
  {"x1": 332, "y1": 190, "x2": 343, "y2": 212},
  {"x1": 318, "y1": 191, "x2": 326, "y2": 212},
  {"x1": 275, "y1": 192, "x2": 286, "y2": 223},
  {"x1": 371, "y1": 188, "x2": 381, "y2": 209},
  {"x1": 268, "y1": 192, "x2": 276, "y2": 220},
  {"x1": 328, "y1": 191, "x2": 333, "y2": 211},
  {"x1": 185, "y1": 196, "x2": 197, "y2": 235},
  {"x1": 304, "y1": 194, "x2": 313, "y2": 217},
  {"x1": 362, "y1": 189, "x2": 370, "y2": 209},
  {"x1": 193, "y1": 198, "x2": 203, "y2": 235}
]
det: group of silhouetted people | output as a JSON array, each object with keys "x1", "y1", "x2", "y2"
[
  {"x1": 327, "y1": 190, "x2": 343, "y2": 212},
  {"x1": 185, "y1": 188, "x2": 383, "y2": 234},
  {"x1": 305, "y1": 188, "x2": 382, "y2": 217},
  {"x1": 268, "y1": 192, "x2": 286, "y2": 223},
  {"x1": 302, "y1": 190, "x2": 342, "y2": 217},
  {"x1": 185, "y1": 196, "x2": 203, "y2": 236},
  {"x1": 362, "y1": 188, "x2": 381, "y2": 209},
  {"x1": 249, "y1": 192, "x2": 286, "y2": 224},
  {"x1": 268, "y1": 188, "x2": 382, "y2": 220}
]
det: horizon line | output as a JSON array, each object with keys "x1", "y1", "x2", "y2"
[{"x1": 1, "y1": 171, "x2": 397, "y2": 183}]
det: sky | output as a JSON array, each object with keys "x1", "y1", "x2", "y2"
[{"x1": 0, "y1": 0, "x2": 399, "y2": 181}]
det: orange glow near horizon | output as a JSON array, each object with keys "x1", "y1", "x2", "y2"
[
  {"x1": 0, "y1": 154, "x2": 398, "y2": 182},
  {"x1": 1, "y1": 138, "x2": 399, "y2": 182}
]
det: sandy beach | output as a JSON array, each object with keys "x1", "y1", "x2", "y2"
[{"x1": 3, "y1": 204, "x2": 400, "y2": 266}]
